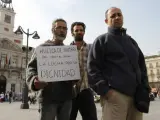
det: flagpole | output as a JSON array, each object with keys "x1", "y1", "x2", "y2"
[{"x1": 0, "y1": 53, "x2": 1, "y2": 68}]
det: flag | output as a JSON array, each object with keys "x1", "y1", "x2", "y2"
[
  {"x1": 0, "y1": 53, "x2": 1, "y2": 68},
  {"x1": 14, "y1": 39, "x2": 21, "y2": 44},
  {"x1": 8, "y1": 56, "x2": 11, "y2": 68},
  {"x1": 6, "y1": 55, "x2": 8, "y2": 65}
]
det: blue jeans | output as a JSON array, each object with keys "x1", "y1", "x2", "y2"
[{"x1": 39, "y1": 100, "x2": 72, "y2": 120}]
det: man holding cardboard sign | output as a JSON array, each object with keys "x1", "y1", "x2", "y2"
[{"x1": 26, "y1": 18, "x2": 79, "y2": 120}]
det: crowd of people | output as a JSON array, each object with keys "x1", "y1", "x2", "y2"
[{"x1": 0, "y1": 91, "x2": 13, "y2": 103}]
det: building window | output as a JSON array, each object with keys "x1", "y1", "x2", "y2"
[
  {"x1": 0, "y1": 54, "x2": 8, "y2": 68},
  {"x1": 4, "y1": 14, "x2": 11, "y2": 24},
  {"x1": 157, "y1": 69, "x2": 160, "y2": 80},
  {"x1": 12, "y1": 55, "x2": 18, "y2": 67},
  {"x1": 157, "y1": 69, "x2": 160, "y2": 75},
  {"x1": 150, "y1": 70, "x2": 155, "y2": 77},
  {"x1": 156, "y1": 62, "x2": 160, "y2": 67},
  {"x1": 150, "y1": 70, "x2": 155, "y2": 82},
  {"x1": 11, "y1": 84, "x2": 15, "y2": 92},
  {"x1": 150, "y1": 70, "x2": 154, "y2": 74},
  {"x1": 149, "y1": 63, "x2": 153, "y2": 68},
  {"x1": 22, "y1": 57, "x2": 26, "y2": 67}
]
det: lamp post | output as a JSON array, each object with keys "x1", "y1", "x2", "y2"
[{"x1": 15, "y1": 26, "x2": 40, "y2": 109}]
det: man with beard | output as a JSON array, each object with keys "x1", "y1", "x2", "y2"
[
  {"x1": 26, "y1": 18, "x2": 73, "y2": 120},
  {"x1": 70, "y1": 22, "x2": 98, "y2": 120}
]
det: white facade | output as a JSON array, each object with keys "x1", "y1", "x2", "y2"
[
  {"x1": 0, "y1": 3, "x2": 33, "y2": 94},
  {"x1": 0, "y1": 4, "x2": 23, "y2": 47},
  {"x1": 145, "y1": 55, "x2": 160, "y2": 88}
]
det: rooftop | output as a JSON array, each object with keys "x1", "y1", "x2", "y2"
[{"x1": 145, "y1": 55, "x2": 160, "y2": 59}]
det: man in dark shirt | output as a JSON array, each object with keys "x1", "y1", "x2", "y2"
[
  {"x1": 87, "y1": 7, "x2": 150, "y2": 120},
  {"x1": 9, "y1": 91, "x2": 12, "y2": 103}
]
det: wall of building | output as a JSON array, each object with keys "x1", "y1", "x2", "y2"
[
  {"x1": 0, "y1": 41, "x2": 33, "y2": 94},
  {"x1": 145, "y1": 55, "x2": 160, "y2": 88},
  {"x1": 0, "y1": 3, "x2": 34, "y2": 94}
]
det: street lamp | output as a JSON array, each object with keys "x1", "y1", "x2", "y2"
[{"x1": 15, "y1": 26, "x2": 40, "y2": 109}]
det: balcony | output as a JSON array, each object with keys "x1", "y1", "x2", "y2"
[
  {"x1": 10, "y1": 66, "x2": 25, "y2": 71},
  {"x1": 0, "y1": 65, "x2": 25, "y2": 72}
]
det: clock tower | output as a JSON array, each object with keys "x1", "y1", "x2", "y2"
[{"x1": 0, "y1": 0, "x2": 23, "y2": 47}]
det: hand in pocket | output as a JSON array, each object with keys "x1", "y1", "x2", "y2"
[{"x1": 104, "y1": 89, "x2": 114, "y2": 100}]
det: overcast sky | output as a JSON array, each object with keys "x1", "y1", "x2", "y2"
[{"x1": 12, "y1": 0, "x2": 160, "y2": 56}]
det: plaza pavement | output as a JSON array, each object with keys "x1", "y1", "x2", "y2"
[{"x1": 0, "y1": 98, "x2": 160, "y2": 120}]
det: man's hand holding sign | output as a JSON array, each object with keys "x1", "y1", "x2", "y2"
[{"x1": 34, "y1": 45, "x2": 80, "y2": 88}]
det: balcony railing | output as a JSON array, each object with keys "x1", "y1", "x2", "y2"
[{"x1": 0, "y1": 65, "x2": 25, "y2": 71}]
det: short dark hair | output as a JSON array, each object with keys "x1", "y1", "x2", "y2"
[
  {"x1": 71, "y1": 22, "x2": 86, "y2": 32},
  {"x1": 105, "y1": 7, "x2": 120, "y2": 19},
  {"x1": 52, "y1": 18, "x2": 67, "y2": 27}
]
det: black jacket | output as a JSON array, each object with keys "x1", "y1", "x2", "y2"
[{"x1": 87, "y1": 27, "x2": 150, "y2": 96}]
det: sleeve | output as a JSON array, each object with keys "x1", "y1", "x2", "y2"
[
  {"x1": 26, "y1": 50, "x2": 39, "y2": 91},
  {"x1": 138, "y1": 48, "x2": 151, "y2": 93},
  {"x1": 87, "y1": 37, "x2": 110, "y2": 96},
  {"x1": 131, "y1": 38, "x2": 151, "y2": 93}
]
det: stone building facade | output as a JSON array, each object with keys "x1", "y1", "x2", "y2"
[
  {"x1": 0, "y1": 2, "x2": 33, "y2": 94},
  {"x1": 145, "y1": 55, "x2": 160, "y2": 88}
]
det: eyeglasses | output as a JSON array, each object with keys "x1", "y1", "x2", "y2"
[{"x1": 55, "y1": 26, "x2": 68, "y2": 31}]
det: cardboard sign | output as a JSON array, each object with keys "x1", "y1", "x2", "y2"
[{"x1": 36, "y1": 45, "x2": 80, "y2": 82}]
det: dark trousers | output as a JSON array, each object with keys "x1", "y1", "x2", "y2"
[
  {"x1": 9, "y1": 97, "x2": 12, "y2": 103},
  {"x1": 70, "y1": 88, "x2": 98, "y2": 120},
  {"x1": 39, "y1": 100, "x2": 72, "y2": 120}
]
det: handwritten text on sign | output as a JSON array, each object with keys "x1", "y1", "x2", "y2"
[{"x1": 36, "y1": 45, "x2": 80, "y2": 82}]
